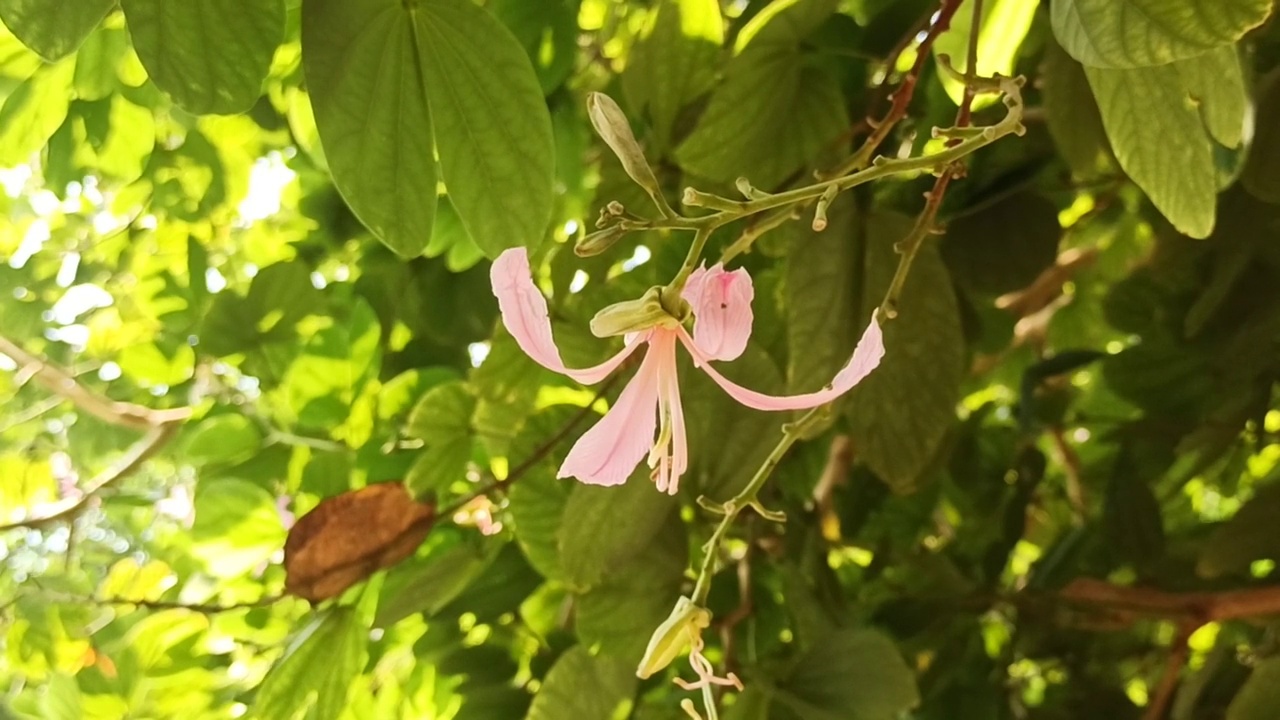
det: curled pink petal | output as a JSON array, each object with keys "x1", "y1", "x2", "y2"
[
  {"x1": 558, "y1": 343, "x2": 663, "y2": 486},
  {"x1": 678, "y1": 316, "x2": 884, "y2": 411},
  {"x1": 491, "y1": 247, "x2": 643, "y2": 384},
  {"x1": 681, "y1": 264, "x2": 753, "y2": 362}
]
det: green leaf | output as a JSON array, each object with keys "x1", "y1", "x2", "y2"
[
  {"x1": 303, "y1": 0, "x2": 553, "y2": 259},
  {"x1": 120, "y1": 0, "x2": 284, "y2": 114},
  {"x1": 1198, "y1": 482, "x2": 1280, "y2": 578},
  {"x1": 1051, "y1": 0, "x2": 1273, "y2": 69},
  {"x1": 1177, "y1": 45, "x2": 1247, "y2": 148},
  {"x1": 301, "y1": 0, "x2": 437, "y2": 258},
  {"x1": 1041, "y1": 38, "x2": 1111, "y2": 178},
  {"x1": 787, "y1": 195, "x2": 860, "y2": 401},
  {"x1": 575, "y1": 518, "x2": 687, "y2": 662},
  {"x1": 0, "y1": 59, "x2": 74, "y2": 167},
  {"x1": 189, "y1": 477, "x2": 285, "y2": 578},
  {"x1": 557, "y1": 471, "x2": 678, "y2": 591},
  {"x1": 1227, "y1": 657, "x2": 1280, "y2": 720},
  {"x1": 524, "y1": 646, "x2": 636, "y2": 720},
  {"x1": 676, "y1": 0, "x2": 846, "y2": 188},
  {"x1": 181, "y1": 414, "x2": 264, "y2": 467},
  {"x1": 621, "y1": 0, "x2": 724, "y2": 151},
  {"x1": 1243, "y1": 70, "x2": 1280, "y2": 204},
  {"x1": 37, "y1": 673, "x2": 81, "y2": 720},
  {"x1": 406, "y1": 380, "x2": 474, "y2": 443},
  {"x1": 489, "y1": 0, "x2": 578, "y2": 94},
  {"x1": 932, "y1": 0, "x2": 1036, "y2": 106},
  {"x1": 506, "y1": 406, "x2": 580, "y2": 579},
  {"x1": 0, "y1": 0, "x2": 114, "y2": 61},
  {"x1": 941, "y1": 191, "x2": 1062, "y2": 296},
  {"x1": 683, "y1": 341, "x2": 787, "y2": 497},
  {"x1": 846, "y1": 213, "x2": 964, "y2": 493},
  {"x1": 375, "y1": 540, "x2": 495, "y2": 627},
  {"x1": 254, "y1": 608, "x2": 368, "y2": 720},
  {"x1": 1085, "y1": 58, "x2": 1219, "y2": 238},
  {"x1": 774, "y1": 629, "x2": 919, "y2": 720},
  {"x1": 414, "y1": 0, "x2": 554, "y2": 258},
  {"x1": 405, "y1": 438, "x2": 472, "y2": 496}
]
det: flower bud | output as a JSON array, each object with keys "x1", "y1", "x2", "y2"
[
  {"x1": 589, "y1": 287, "x2": 676, "y2": 338},
  {"x1": 587, "y1": 92, "x2": 662, "y2": 197},
  {"x1": 636, "y1": 596, "x2": 711, "y2": 679},
  {"x1": 575, "y1": 225, "x2": 629, "y2": 257}
]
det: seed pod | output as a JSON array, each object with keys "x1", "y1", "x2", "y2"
[
  {"x1": 587, "y1": 92, "x2": 662, "y2": 197},
  {"x1": 575, "y1": 225, "x2": 629, "y2": 257},
  {"x1": 636, "y1": 596, "x2": 712, "y2": 679}
]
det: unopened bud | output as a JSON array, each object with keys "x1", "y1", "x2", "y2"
[
  {"x1": 575, "y1": 225, "x2": 629, "y2": 257},
  {"x1": 637, "y1": 596, "x2": 711, "y2": 679},
  {"x1": 590, "y1": 287, "x2": 680, "y2": 338},
  {"x1": 588, "y1": 92, "x2": 662, "y2": 196}
]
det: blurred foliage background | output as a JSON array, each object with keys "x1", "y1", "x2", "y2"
[{"x1": 2, "y1": 0, "x2": 1280, "y2": 718}]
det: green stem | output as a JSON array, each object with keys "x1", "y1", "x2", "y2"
[
  {"x1": 669, "y1": 226, "x2": 713, "y2": 295},
  {"x1": 690, "y1": 406, "x2": 825, "y2": 606}
]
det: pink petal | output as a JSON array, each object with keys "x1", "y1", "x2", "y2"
[
  {"x1": 491, "y1": 247, "x2": 643, "y2": 384},
  {"x1": 558, "y1": 342, "x2": 664, "y2": 486},
  {"x1": 681, "y1": 264, "x2": 753, "y2": 362},
  {"x1": 659, "y1": 339, "x2": 688, "y2": 494},
  {"x1": 677, "y1": 316, "x2": 885, "y2": 411}
]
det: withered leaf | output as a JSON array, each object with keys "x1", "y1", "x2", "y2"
[{"x1": 284, "y1": 482, "x2": 436, "y2": 602}]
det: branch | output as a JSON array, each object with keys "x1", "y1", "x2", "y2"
[
  {"x1": 0, "y1": 335, "x2": 191, "y2": 430},
  {"x1": 1056, "y1": 578, "x2": 1280, "y2": 627},
  {"x1": 437, "y1": 372, "x2": 626, "y2": 520},
  {"x1": 0, "y1": 421, "x2": 182, "y2": 531},
  {"x1": 24, "y1": 589, "x2": 282, "y2": 615}
]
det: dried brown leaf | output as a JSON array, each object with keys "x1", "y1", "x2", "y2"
[{"x1": 284, "y1": 482, "x2": 435, "y2": 602}]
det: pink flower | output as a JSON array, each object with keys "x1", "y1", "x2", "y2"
[{"x1": 490, "y1": 247, "x2": 885, "y2": 494}]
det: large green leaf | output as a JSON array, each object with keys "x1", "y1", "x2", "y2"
[
  {"x1": 121, "y1": 0, "x2": 284, "y2": 114},
  {"x1": 845, "y1": 213, "x2": 964, "y2": 493},
  {"x1": 489, "y1": 0, "x2": 578, "y2": 94},
  {"x1": 1051, "y1": 0, "x2": 1273, "y2": 68},
  {"x1": 1227, "y1": 657, "x2": 1280, "y2": 720},
  {"x1": 303, "y1": 0, "x2": 553, "y2": 259},
  {"x1": 1198, "y1": 482, "x2": 1280, "y2": 578},
  {"x1": 524, "y1": 646, "x2": 635, "y2": 720},
  {"x1": 1041, "y1": 38, "x2": 1111, "y2": 178},
  {"x1": 189, "y1": 478, "x2": 286, "y2": 578},
  {"x1": 941, "y1": 192, "x2": 1062, "y2": 297},
  {"x1": 787, "y1": 195, "x2": 860, "y2": 402},
  {"x1": 676, "y1": 0, "x2": 846, "y2": 188},
  {"x1": 1085, "y1": 58, "x2": 1220, "y2": 238},
  {"x1": 622, "y1": 0, "x2": 724, "y2": 151},
  {"x1": 557, "y1": 471, "x2": 678, "y2": 591},
  {"x1": 414, "y1": 0, "x2": 554, "y2": 257},
  {"x1": 0, "y1": 0, "x2": 115, "y2": 61},
  {"x1": 1243, "y1": 70, "x2": 1280, "y2": 203},
  {"x1": 253, "y1": 609, "x2": 368, "y2": 720},
  {"x1": 0, "y1": 59, "x2": 74, "y2": 167},
  {"x1": 302, "y1": 0, "x2": 437, "y2": 258},
  {"x1": 932, "y1": 0, "x2": 1036, "y2": 106},
  {"x1": 774, "y1": 629, "x2": 919, "y2": 720},
  {"x1": 575, "y1": 518, "x2": 686, "y2": 662}
]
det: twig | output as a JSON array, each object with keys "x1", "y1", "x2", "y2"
[
  {"x1": 1144, "y1": 622, "x2": 1195, "y2": 720},
  {"x1": 0, "y1": 422, "x2": 181, "y2": 531},
  {"x1": 1055, "y1": 578, "x2": 1280, "y2": 626},
  {"x1": 0, "y1": 335, "x2": 190, "y2": 430},
  {"x1": 1049, "y1": 427, "x2": 1087, "y2": 525},
  {"x1": 823, "y1": 0, "x2": 967, "y2": 179},
  {"x1": 437, "y1": 373, "x2": 625, "y2": 520},
  {"x1": 26, "y1": 590, "x2": 282, "y2": 615}
]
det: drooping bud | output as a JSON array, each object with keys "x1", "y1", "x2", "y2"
[
  {"x1": 575, "y1": 225, "x2": 630, "y2": 257},
  {"x1": 587, "y1": 92, "x2": 663, "y2": 200},
  {"x1": 589, "y1": 286, "x2": 681, "y2": 338},
  {"x1": 636, "y1": 596, "x2": 712, "y2": 679}
]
